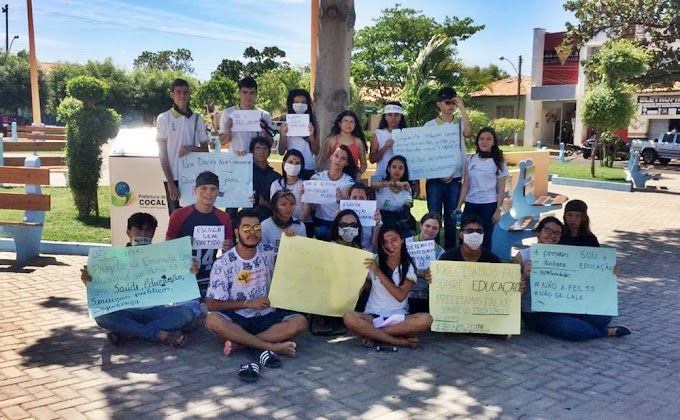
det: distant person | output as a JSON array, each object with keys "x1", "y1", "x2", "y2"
[
  {"x1": 320, "y1": 110, "x2": 367, "y2": 179},
  {"x1": 166, "y1": 171, "x2": 233, "y2": 298},
  {"x1": 456, "y1": 127, "x2": 509, "y2": 251},
  {"x1": 156, "y1": 78, "x2": 209, "y2": 214},
  {"x1": 278, "y1": 89, "x2": 319, "y2": 179},
  {"x1": 424, "y1": 87, "x2": 472, "y2": 249},
  {"x1": 219, "y1": 77, "x2": 274, "y2": 155},
  {"x1": 81, "y1": 213, "x2": 198, "y2": 348}
]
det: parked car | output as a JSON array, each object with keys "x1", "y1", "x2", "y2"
[
  {"x1": 581, "y1": 135, "x2": 630, "y2": 160},
  {"x1": 631, "y1": 130, "x2": 679, "y2": 165}
]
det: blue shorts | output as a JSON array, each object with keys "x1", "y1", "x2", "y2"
[{"x1": 214, "y1": 310, "x2": 302, "y2": 335}]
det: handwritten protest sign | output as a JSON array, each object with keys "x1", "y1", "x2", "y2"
[
  {"x1": 179, "y1": 152, "x2": 253, "y2": 208},
  {"x1": 193, "y1": 225, "x2": 224, "y2": 250},
  {"x1": 269, "y1": 236, "x2": 371, "y2": 316},
  {"x1": 86, "y1": 237, "x2": 199, "y2": 318},
  {"x1": 302, "y1": 180, "x2": 337, "y2": 204},
  {"x1": 529, "y1": 244, "x2": 618, "y2": 315},
  {"x1": 393, "y1": 124, "x2": 463, "y2": 180},
  {"x1": 286, "y1": 113, "x2": 310, "y2": 137},
  {"x1": 406, "y1": 240, "x2": 436, "y2": 270},
  {"x1": 340, "y1": 200, "x2": 377, "y2": 226},
  {"x1": 230, "y1": 110, "x2": 263, "y2": 132},
  {"x1": 430, "y1": 261, "x2": 521, "y2": 334}
]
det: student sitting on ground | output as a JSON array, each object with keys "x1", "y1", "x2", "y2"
[
  {"x1": 81, "y1": 213, "x2": 198, "y2": 348},
  {"x1": 343, "y1": 226, "x2": 433, "y2": 349},
  {"x1": 205, "y1": 209, "x2": 308, "y2": 382},
  {"x1": 347, "y1": 183, "x2": 381, "y2": 252},
  {"x1": 405, "y1": 213, "x2": 445, "y2": 314}
]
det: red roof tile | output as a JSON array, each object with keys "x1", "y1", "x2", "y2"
[{"x1": 469, "y1": 76, "x2": 531, "y2": 97}]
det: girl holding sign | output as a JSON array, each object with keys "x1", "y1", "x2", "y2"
[
  {"x1": 514, "y1": 217, "x2": 630, "y2": 341},
  {"x1": 278, "y1": 89, "x2": 319, "y2": 180},
  {"x1": 321, "y1": 111, "x2": 367, "y2": 179},
  {"x1": 270, "y1": 149, "x2": 313, "y2": 237},
  {"x1": 371, "y1": 155, "x2": 415, "y2": 238},
  {"x1": 260, "y1": 190, "x2": 307, "y2": 247},
  {"x1": 406, "y1": 213, "x2": 445, "y2": 314},
  {"x1": 348, "y1": 183, "x2": 381, "y2": 252},
  {"x1": 343, "y1": 226, "x2": 433, "y2": 349}
]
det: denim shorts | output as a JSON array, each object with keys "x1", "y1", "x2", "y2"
[{"x1": 214, "y1": 310, "x2": 302, "y2": 335}]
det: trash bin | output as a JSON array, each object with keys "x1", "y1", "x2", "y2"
[{"x1": 108, "y1": 128, "x2": 169, "y2": 246}]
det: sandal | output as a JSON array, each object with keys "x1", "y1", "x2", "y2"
[
  {"x1": 238, "y1": 362, "x2": 260, "y2": 382},
  {"x1": 164, "y1": 330, "x2": 187, "y2": 348},
  {"x1": 610, "y1": 325, "x2": 632, "y2": 337},
  {"x1": 258, "y1": 350, "x2": 282, "y2": 369}
]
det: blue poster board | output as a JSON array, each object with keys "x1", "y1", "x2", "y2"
[{"x1": 179, "y1": 152, "x2": 253, "y2": 208}]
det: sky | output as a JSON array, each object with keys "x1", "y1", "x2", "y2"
[{"x1": 2, "y1": 0, "x2": 576, "y2": 81}]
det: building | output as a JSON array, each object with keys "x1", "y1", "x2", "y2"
[{"x1": 469, "y1": 76, "x2": 530, "y2": 142}]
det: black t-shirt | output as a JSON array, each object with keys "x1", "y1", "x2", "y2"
[
  {"x1": 560, "y1": 233, "x2": 600, "y2": 247},
  {"x1": 439, "y1": 246, "x2": 501, "y2": 263}
]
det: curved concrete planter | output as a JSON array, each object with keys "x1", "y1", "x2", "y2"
[
  {"x1": 0, "y1": 238, "x2": 110, "y2": 257},
  {"x1": 550, "y1": 175, "x2": 632, "y2": 192}
]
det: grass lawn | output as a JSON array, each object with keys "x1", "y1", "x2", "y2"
[
  {"x1": 548, "y1": 162, "x2": 627, "y2": 182},
  {"x1": 0, "y1": 186, "x2": 112, "y2": 244}
]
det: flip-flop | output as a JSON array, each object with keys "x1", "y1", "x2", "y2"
[
  {"x1": 238, "y1": 362, "x2": 260, "y2": 382},
  {"x1": 258, "y1": 350, "x2": 282, "y2": 368},
  {"x1": 165, "y1": 330, "x2": 187, "y2": 348}
]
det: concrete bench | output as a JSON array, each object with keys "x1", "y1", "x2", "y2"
[
  {"x1": 0, "y1": 158, "x2": 51, "y2": 261},
  {"x1": 1, "y1": 124, "x2": 66, "y2": 167},
  {"x1": 625, "y1": 150, "x2": 660, "y2": 188}
]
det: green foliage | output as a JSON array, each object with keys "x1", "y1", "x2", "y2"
[
  {"x1": 583, "y1": 40, "x2": 651, "y2": 86},
  {"x1": 213, "y1": 59, "x2": 244, "y2": 82},
  {"x1": 465, "y1": 109, "x2": 490, "y2": 146},
  {"x1": 459, "y1": 64, "x2": 510, "y2": 105},
  {"x1": 214, "y1": 46, "x2": 288, "y2": 82},
  {"x1": 134, "y1": 48, "x2": 194, "y2": 74},
  {"x1": 58, "y1": 76, "x2": 121, "y2": 217},
  {"x1": 256, "y1": 66, "x2": 305, "y2": 114},
  {"x1": 564, "y1": 0, "x2": 679, "y2": 86},
  {"x1": 129, "y1": 69, "x2": 196, "y2": 124},
  {"x1": 0, "y1": 50, "x2": 48, "y2": 114},
  {"x1": 582, "y1": 84, "x2": 636, "y2": 133},
  {"x1": 352, "y1": 4, "x2": 484, "y2": 96},
  {"x1": 194, "y1": 76, "x2": 238, "y2": 113},
  {"x1": 490, "y1": 118, "x2": 526, "y2": 141}
]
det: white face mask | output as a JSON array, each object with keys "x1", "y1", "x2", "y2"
[
  {"x1": 463, "y1": 232, "x2": 484, "y2": 250},
  {"x1": 131, "y1": 236, "x2": 152, "y2": 246},
  {"x1": 292, "y1": 103, "x2": 308, "y2": 114},
  {"x1": 339, "y1": 227, "x2": 359, "y2": 242},
  {"x1": 284, "y1": 162, "x2": 302, "y2": 176}
]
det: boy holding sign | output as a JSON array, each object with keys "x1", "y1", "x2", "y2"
[{"x1": 166, "y1": 171, "x2": 233, "y2": 297}]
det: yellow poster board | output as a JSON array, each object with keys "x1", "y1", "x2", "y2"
[
  {"x1": 269, "y1": 235, "x2": 372, "y2": 317},
  {"x1": 430, "y1": 261, "x2": 522, "y2": 335}
]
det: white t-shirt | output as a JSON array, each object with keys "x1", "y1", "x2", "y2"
[
  {"x1": 423, "y1": 117, "x2": 466, "y2": 179},
  {"x1": 270, "y1": 178, "x2": 309, "y2": 222},
  {"x1": 260, "y1": 217, "x2": 307, "y2": 247},
  {"x1": 375, "y1": 187, "x2": 412, "y2": 212},
  {"x1": 373, "y1": 128, "x2": 395, "y2": 179},
  {"x1": 465, "y1": 154, "x2": 509, "y2": 204},
  {"x1": 156, "y1": 109, "x2": 208, "y2": 181},
  {"x1": 219, "y1": 105, "x2": 272, "y2": 153},
  {"x1": 285, "y1": 136, "x2": 316, "y2": 171},
  {"x1": 207, "y1": 244, "x2": 277, "y2": 318},
  {"x1": 364, "y1": 255, "x2": 416, "y2": 316},
  {"x1": 309, "y1": 171, "x2": 354, "y2": 222}
]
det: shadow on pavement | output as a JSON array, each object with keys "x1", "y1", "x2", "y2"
[{"x1": 0, "y1": 255, "x2": 68, "y2": 273}]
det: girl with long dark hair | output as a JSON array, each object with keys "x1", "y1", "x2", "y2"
[
  {"x1": 320, "y1": 110, "x2": 367, "y2": 179},
  {"x1": 278, "y1": 89, "x2": 319, "y2": 179}
]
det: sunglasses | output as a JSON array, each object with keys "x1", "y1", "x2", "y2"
[
  {"x1": 462, "y1": 228, "x2": 484, "y2": 234},
  {"x1": 338, "y1": 222, "x2": 360, "y2": 229},
  {"x1": 241, "y1": 224, "x2": 262, "y2": 233},
  {"x1": 443, "y1": 100, "x2": 456, "y2": 106}
]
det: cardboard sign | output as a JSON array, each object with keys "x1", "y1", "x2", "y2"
[
  {"x1": 393, "y1": 124, "x2": 463, "y2": 180},
  {"x1": 302, "y1": 180, "x2": 337, "y2": 204},
  {"x1": 192, "y1": 225, "x2": 225, "y2": 250},
  {"x1": 179, "y1": 152, "x2": 253, "y2": 208},
  {"x1": 340, "y1": 200, "x2": 377, "y2": 226},
  {"x1": 406, "y1": 240, "x2": 436, "y2": 270},
  {"x1": 230, "y1": 110, "x2": 263, "y2": 132},
  {"x1": 286, "y1": 113, "x2": 310, "y2": 137}
]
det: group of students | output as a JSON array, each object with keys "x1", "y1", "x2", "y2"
[{"x1": 85, "y1": 77, "x2": 630, "y2": 382}]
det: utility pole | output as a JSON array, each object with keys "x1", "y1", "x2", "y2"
[
  {"x1": 517, "y1": 55, "x2": 523, "y2": 119},
  {"x1": 2, "y1": 4, "x2": 8, "y2": 52}
]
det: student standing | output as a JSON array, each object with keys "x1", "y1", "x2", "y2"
[
  {"x1": 156, "y1": 78, "x2": 209, "y2": 215},
  {"x1": 270, "y1": 149, "x2": 312, "y2": 236},
  {"x1": 278, "y1": 89, "x2": 319, "y2": 179},
  {"x1": 320, "y1": 111, "x2": 367, "y2": 179}
]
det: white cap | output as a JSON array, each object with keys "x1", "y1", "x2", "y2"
[{"x1": 383, "y1": 104, "x2": 404, "y2": 114}]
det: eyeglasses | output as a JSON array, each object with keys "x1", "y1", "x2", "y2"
[
  {"x1": 443, "y1": 100, "x2": 456, "y2": 106},
  {"x1": 462, "y1": 228, "x2": 484, "y2": 234},
  {"x1": 241, "y1": 224, "x2": 262, "y2": 232},
  {"x1": 338, "y1": 222, "x2": 360, "y2": 229},
  {"x1": 542, "y1": 227, "x2": 562, "y2": 237}
]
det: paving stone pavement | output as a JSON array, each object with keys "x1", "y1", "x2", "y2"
[{"x1": 1, "y1": 174, "x2": 679, "y2": 419}]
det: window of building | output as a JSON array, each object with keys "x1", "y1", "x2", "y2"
[{"x1": 496, "y1": 106, "x2": 514, "y2": 118}]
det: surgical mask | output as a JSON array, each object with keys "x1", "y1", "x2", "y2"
[
  {"x1": 338, "y1": 227, "x2": 359, "y2": 242},
  {"x1": 284, "y1": 162, "x2": 302, "y2": 176},
  {"x1": 463, "y1": 232, "x2": 484, "y2": 250},
  {"x1": 292, "y1": 103, "x2": 308, "y2": 114},
  {"x1": 131, "y1": 236, "x2": 152, "y2": 246}
]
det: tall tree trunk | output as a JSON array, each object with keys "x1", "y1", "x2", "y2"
[{"x1": 313, "y1": 0, "x2": 355, "y2": 167}]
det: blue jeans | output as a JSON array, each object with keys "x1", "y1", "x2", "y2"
[
  {"x1": 426, "y1": 178, "x2": 461, "y2": 250},
  {"x1": 95, "y1": 305, "x2": 196, "y2": 342},
  {"x1": 463, "y1": 201, "x2": 497, "y2": 251},
  {"x1": 522, "y1": 312, "x2": 612, "y2": 341}
]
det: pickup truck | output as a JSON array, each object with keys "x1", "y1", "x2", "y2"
[{"x1": 631, "y1": 131, "x2": 680, "y2": 165}]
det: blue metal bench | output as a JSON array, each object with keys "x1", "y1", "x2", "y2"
[
  {"x1": 0, "y1": 157, "x2": 51, "y2": 261},
  {"x1": 625, "y1": 150, "x2": 660, "y2": 188}
]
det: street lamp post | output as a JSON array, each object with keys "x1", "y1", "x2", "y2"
[
  {"x1": 499, "y1": 55, "x2": 523, "y2": 119},
  {"x1": 8, "y1": 35, "x2": 18, "y2": 53}
]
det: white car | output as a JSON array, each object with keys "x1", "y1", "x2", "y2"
[{"x1": 631, "y1": 130, "x2": 679, "y2": 165}]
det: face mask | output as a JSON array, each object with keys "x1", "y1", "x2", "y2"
[
  {"x1": 284, "y1": 162, "x2": 302, "y2": 176},
  {"x1": 463, "y1": 232, "x2": 484, "y2": 250},
  {"x1": 292, "y1": 103, "x2": 308, "y2": 114},
  {"x1": 131, "y1": 236, "x2": 152, "y2": 246},
  {"x1": 339, "y1": 227, "x2": 359, "y2": 242}
]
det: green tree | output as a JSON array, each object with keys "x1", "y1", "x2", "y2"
[
  {"x1": 213, "y1": 59, "x2": 244, "y2": 83},
  {"x1": 244, "y1": 46, "x2": 287, "y2": 79},
  {"x1": 352, "y1": 4, "x2": 484, "y2": 97},
  {"x1": 134, "y1": 48, "x2": 195, "y2": 74},
  {"x1": 564, "y1": 0, "x2": 679, "y2": 86},
  {"x1": 459, "y1": 64, "x2": 510, "y2": 101},
  {"x1": 0, "y1": 50, "x2": 48, "y2": 114},
  {"x1": 194, "y1": 75, "x2": 238, "y2": 114},
  {"x1": 57, "y1": 76, "x2": 120, "y2": 217},
  {"x1": 256, "y1": 66, "x2": 305, "y2": 114},
  {"x1": 581, "y1": 40, "x2": 649, "y2": 175},
  {"x1": 129, "y1": 69, "x2": 198, "y2": 124},
  {"x1": 490, "y1": 118, "x2": 526, "y2": 143}
]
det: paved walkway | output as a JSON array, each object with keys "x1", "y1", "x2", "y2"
[{"x1": 1, "y1": 174, "x2": 679, "y2": 419}]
